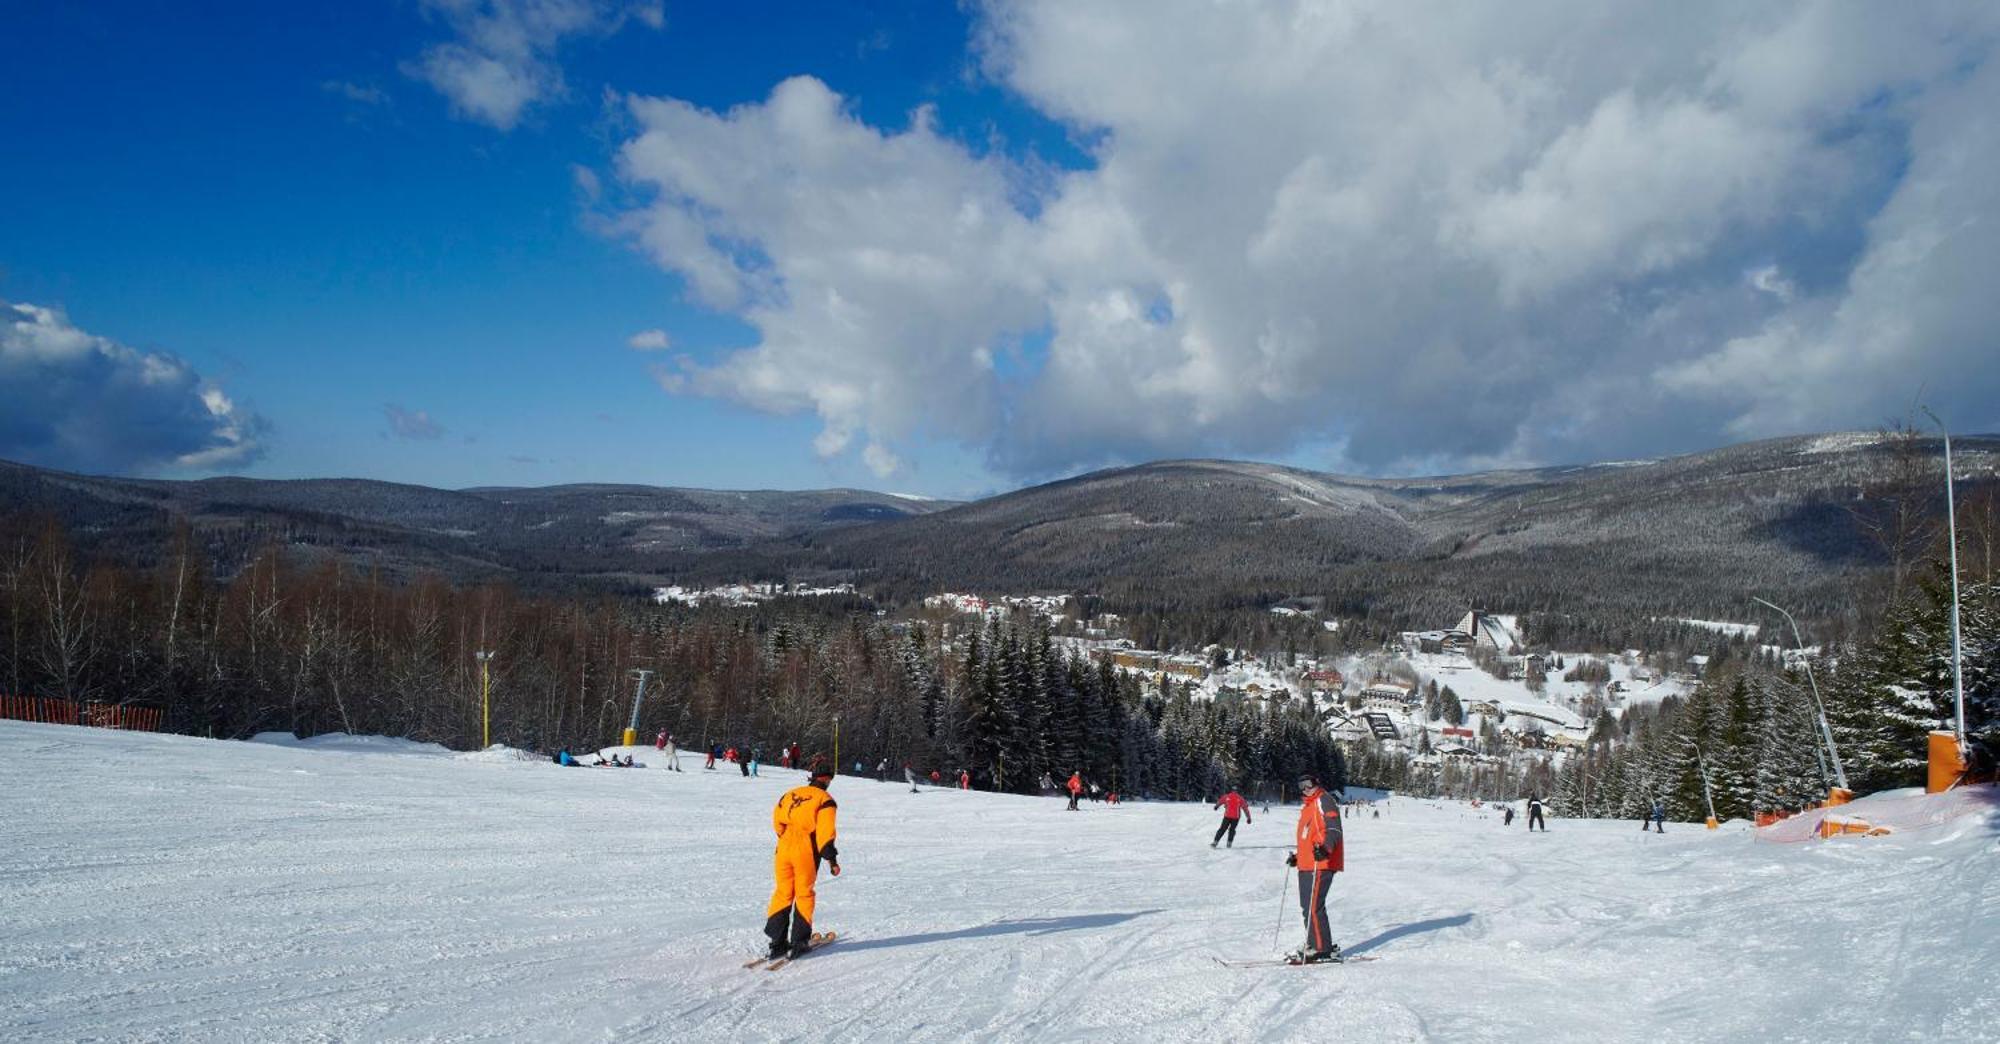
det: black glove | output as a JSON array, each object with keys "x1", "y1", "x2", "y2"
[
  {"x1": 1314, "y1": 844, "x2": 1331, "y2": 862},
  {"x1": 819, "y1": 842, "x2": 839, "y2": 863},
  {"x1": 1284, "y1": 853, "x2": 1297, "y2": 868}
]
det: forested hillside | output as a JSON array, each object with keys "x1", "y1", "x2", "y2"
[{"x1": 0, "y1": 518, "x2": 1343, "y2": 802}]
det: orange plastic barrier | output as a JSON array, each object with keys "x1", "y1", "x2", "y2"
[
  {"x1": 1758, "y1": 785, "x2": 1999, "y2": 843},
  {"x1": 1927, "y1": 731, "x2": 1967, "y2": 794}
]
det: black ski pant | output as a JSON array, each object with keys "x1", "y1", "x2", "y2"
[
  {"x1": 1212, "y1": 816, "x2": 1241, "y2": 846},
  {"x1": 1068, "y1": 792, "x2": 1080, "y2": 811},
  {"x1": 1528, "y1": 809, "x2": 1545, "y2": 831},
  {"x1": 1297, "y1": 866, "x2": 1335, "y2": 955}
]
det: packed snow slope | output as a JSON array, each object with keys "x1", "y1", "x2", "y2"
[{"x1": 3, "y1": 722, "x2": 1995, "y2": 1043}]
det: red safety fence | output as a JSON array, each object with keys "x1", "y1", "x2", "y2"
[{"x1": 0, "y1": 694, "x2": 163, "y2": 732}]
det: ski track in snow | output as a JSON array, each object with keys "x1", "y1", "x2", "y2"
[{"x1": 1, "y1": 721, "x2": 1995, "y2": 1043}]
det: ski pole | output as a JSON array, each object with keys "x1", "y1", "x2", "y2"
[{"x1": 1271, "y1": 863, "x2": 1293, "y2": 953}]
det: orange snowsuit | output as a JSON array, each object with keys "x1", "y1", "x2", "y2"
[
  {"x1": 765, "y1": 781, "x2": 838, "y2": 947},
  {"x1": 1294, "y1": 786, "x2": 1344, "y2": 871}
]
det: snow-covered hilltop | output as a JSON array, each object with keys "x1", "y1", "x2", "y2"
[{"x1": 2, "y1": 720, "x2": 1992, "y2": 1042}]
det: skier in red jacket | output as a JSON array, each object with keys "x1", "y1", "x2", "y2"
[
  {"x1": 1212, "y1": 787, "x2": 1252, "y2": 848},
  {"x1": 1284, "y1": 772, "x2": 1344, "y2": 963}
]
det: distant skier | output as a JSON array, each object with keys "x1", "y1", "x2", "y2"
[
  {"x1": 1527, "y1": 795, "x2": 1547, "y2": 831},
  {"x1": 655, "y1": 730, "x2": 667, "y2": 751},
  {"x1": 665, "y1": 735, "x2": 681, "y2": 771},
  {"x1": 779, "y1": 744, "x2": 792, "y2": 770},
  {"x1": 1647, "y1": 801, "x2": 1665, "y2": 834},
  {"x1": 958, "y1": 769, "x2": 971, "y2": 790},
  {"x1": 1067, "y1": 772, "x2": 1084, "y2": 811},
  {"x1": 1212, "y1": 787, "x2": 1252, "y2": 848},
  {"x1": 764, "y1": 756, "x2": 840, "y2": 960},
  {"x1": 1284, "y1": 772, "x2": 1344, "y2": 963},
  {"x1": 789, "y1": 742, "x2": 803, "y2": 770},
  {"x1": 876, "y1": 759, "x2": 888, "y2": 782},
  {"x1": 706, "y1": 745, "x2": 720, "y2": 770},
  {"x1": 905, "y1": 764, "x2": 919, "y2": 793},
  {"x1": 1502, "y1": 806, "x2": 1515, "y2": 827},
  {"x1": 738, "y1": 748, "x2": 750, "y2": 777},
  {"x1": 749, "y1": 749, "x2": 760, "y2": 777}
]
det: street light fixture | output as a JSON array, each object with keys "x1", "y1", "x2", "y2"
[
  {"x1": 625, "y1": 669, "x2": 653, "y2": 749},
  {"x1": 1752, "y1": 597, "x2": 1849, "y2": 799},
  {"x1": 1693, "y1": 744, "x2": 1719, "y2": 829},
  {"x1": 1920, "y1": 407, "x2": 1969, "y2": 749},
  {"x1": 474, "y1": 650, "x2": 495, "y2": 750}
]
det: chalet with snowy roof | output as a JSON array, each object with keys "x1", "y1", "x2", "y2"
[
  {"x1": 1361, "y1": 679, "x2": 1420, "y2": 711},
  {"x1": 1498, "y1": 702, "x2": 1582, "y2": 731},
  {"x1": 1436, "y1": 744, "x2": 1481, "y2": 762},
  {"x1": 1304, "y1": 668, "x2": 1344, "y2": 689}
]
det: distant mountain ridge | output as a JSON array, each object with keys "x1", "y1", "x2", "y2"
[
  {"x1": 0, "y1": 461, "x2": 958, "y2": 588},
  {"x1": 657, "y1": 432, "x2": 2000, "y2": 630},
  {"x1": 4, "y1": 432, "x2": 1994, "y2": 627}
]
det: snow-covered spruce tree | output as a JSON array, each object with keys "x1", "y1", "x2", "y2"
[
  {"x1": 1824, "y1": 588, "x2": 1946, "y2": 791},
  {"x1": 1753, "y1": 669, "x2": 1831, "y2": 812},
  {"x1": 1960, "y1": 579, "x2": 1998, "y2": 774},
  {"x1": 1824, "y1": 565, "x2": 1996, "y2": 791},
  {"x1": 1709, "y1": 675, "x2": 1761, "y2": 820}
]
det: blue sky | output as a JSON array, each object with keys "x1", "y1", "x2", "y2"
[
  {"x1": 1, "y1": 2, "x2": 1062, "y2": 496},
  {"x1": 4, "y1": 3, "x2": 1996, "y2": 496}
]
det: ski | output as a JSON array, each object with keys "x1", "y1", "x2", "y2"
[
  {"x1": 1212, "y1": 953, "x2": 1376, "y2": 968},
  {"x1": 764, "y1": 931, "x2": 837, "y2": 971}
]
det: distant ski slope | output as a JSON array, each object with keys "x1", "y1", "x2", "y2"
[{"x1": 1, "y1": 721, "x2": 1993, "y2": 1042}]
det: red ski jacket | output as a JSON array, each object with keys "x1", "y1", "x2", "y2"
[{"x1": 1216, "y1": 792, "x2": 1251, "y2": 821}]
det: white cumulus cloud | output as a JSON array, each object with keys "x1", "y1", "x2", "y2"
[
  {"x1": 0, "y1": 302, "x2": 266, "y2": 474},
  {"x1": 626, "y1": 328, "x2": 670, "y2": 351},
  {"x1": 410, "y1": 0, "x2": 664, "y2": 130},
  {"x1": 608, "y1": 1, "x2": 2000, "y2": 478}
]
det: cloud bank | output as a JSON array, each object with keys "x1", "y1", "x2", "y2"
[
  {"x1": 1, "y1": 302, "x2": 266, "y2": 474},
  {"x1": 411, "y1": 0, "x2": 663, "y2": 130},
  {"x1": 609, "y1": 1, "x2": 2000, "y2": 478}
]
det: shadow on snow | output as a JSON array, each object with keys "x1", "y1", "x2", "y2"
[
  {"x1": 834, "y1": 910, "x2": 1162, "y2": 954},
  {"x1": 1343, "y1": 913, "x2": 1475, "y2": 957}
]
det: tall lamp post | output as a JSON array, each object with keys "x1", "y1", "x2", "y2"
[
  {"x1": 624, "y1": 669, "x2": 653, "y2": 749},
  {"x1": 1753, "y1": 597, "x2": 1850, "y2": 801},
  {"x1": 1693, "y1": 744, "x2": 1719, "y2": 829},
  {"x1": 1920, "y1": 407, "x2": 1969, "y2": 749},
  {"x1": 474, "y1": 650, "x2": 495, "y2": 750}
]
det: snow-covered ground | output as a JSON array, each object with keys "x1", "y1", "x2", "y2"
[{"x1": 3, "y1": 721, "x2": 1995, "y2": 1042}]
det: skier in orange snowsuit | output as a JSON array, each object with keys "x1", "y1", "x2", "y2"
[
  {"x1": 1284, "y1": 772, "x2": 1344, "y2": 963},
  {"x1": 764, "y1": 756, "x2": 840, "y2": 958}
]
